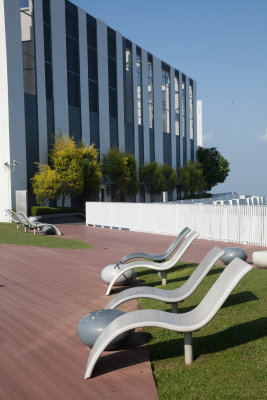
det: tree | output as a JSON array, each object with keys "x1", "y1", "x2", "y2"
[
  {"x1": 177, "y1": 161, "x2": 206, "y2": 197},
  {"x1": 31, "y1": 164, "x2": 61, "y2": 205},
  {"x1": 82, "y1": 144, "x2": 102, "y2": 200},
  {"x1": 160, "y1": 164, "x2": 178, "y2": 194},
  {"x1": 125, "y1": 153, "x2": 139, "y2": 197},
  {"x1": 101, "y1": 147, "x2": 139, "y2": 200},
  {"x1": 32, "y1": 135, "x2": 101, "y2": 206},
  {"x1": 140, "y1": 161, "x2": 165, "y2": 201},
  {"x1": 197, "y1": 146, "x2": 230, "y2": 191}
]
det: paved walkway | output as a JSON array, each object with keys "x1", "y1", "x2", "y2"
[{"x1": 0, "y1": 225, "x2": 264, "y2": 400}]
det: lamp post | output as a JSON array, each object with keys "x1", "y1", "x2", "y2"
[{"x1": 4, "y1": 160, "x2": 20, "y2": 214}]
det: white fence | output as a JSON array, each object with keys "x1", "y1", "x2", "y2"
[{"x1": 86, "y1": 202, "x2": 267, "y2": 247}]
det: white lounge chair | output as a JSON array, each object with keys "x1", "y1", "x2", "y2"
[
  {"x1": 18, "y1": 212, "x2": 62, "y2": 236},
  {"x1": 105, "y1": 247, "x2": 225, "y2": 312},
  {"x1": 5, "y1": 209, "x2": 22, "y2": 229},
  {"x1": 114, "y1": 227, "x2": 191, "y2": 267},
  {"x1": 105, "y1": 230, "x2": 200, "y2": 295},
  {"x1": 84, "y1": 258, "x2": 253, "y2": 379}
]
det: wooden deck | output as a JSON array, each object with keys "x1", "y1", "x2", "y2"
[{"x1": 0, "y1": 225, "x2": 264, "y2": 400}]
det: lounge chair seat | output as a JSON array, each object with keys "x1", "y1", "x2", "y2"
[
  {"x1": 105, "y1": 230, "x2": 199, "y2": 295},
  {"x1": 84, "y1": 258, "x2": 253, "y2": 379},
  {"x1": 105, "y1": 247, "x2": 225, "y2": 312}
]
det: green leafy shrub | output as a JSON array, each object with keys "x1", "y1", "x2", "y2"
[{"x1": 30, "y1": 206, "x2": 84, "y2": 216}]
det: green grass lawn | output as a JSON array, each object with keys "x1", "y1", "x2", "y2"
[
  {"x1": 137, "y1": 262, "x2": 267, "y2": 400},
  {"x1": 0, "y1": 222, "x2": 91, "y2": 249}
]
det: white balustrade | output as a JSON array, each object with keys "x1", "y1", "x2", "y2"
[{"x1": 86, "y1": 202, "x2": 267, "y2": 246}]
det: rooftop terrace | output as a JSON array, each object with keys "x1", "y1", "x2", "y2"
[{"x1": 0, "y1": 225, "x2": 264, "y2": 399}]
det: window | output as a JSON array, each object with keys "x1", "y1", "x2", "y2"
[
  {"x1": 147, "y1": 54, "x2": 154, "y2": 129},
  {"x1": 181, "y1": 75, "x2": 186, "y2": 138},
  {"x1": 189, "y1": 80, "x2": 194, "y2": 139},
  {"x1": 162, "y1": 63, "x2": 170, "y2": 133},
  {"x1": 89, "y1": 80, "x2": 98, "y2": 113},
  {"x1": 65, "y1": 1, "x2": 78, "y2": 39},
  {"x1": 65, "y1": 1, "x2": 81, "y2": 108},
  {"x1": 68, "y1": 73, "x2": 80, "y2": 107},
  {"x1": 125, "y1": 41, "x2": 133, "y2": 124},
  {"x1": 21, "y1": 7, "x2": 36, "y2": 96},
  {"x1": 107, "y1": 28, "x2": 118, "y2": 122},
  {"x1": 45, "y1": 63, "x2": 53, "y2": 99},
  {"x1": 88, "y1": 47, "x2": 98, "y2": 81},
  {"x1": 108, "y1": 58, "x2": 117, "y2": 90},
  {"x1": 107, "y1": 27, "x2": 116, "y2": 59},
  {"x1": 87, "y1": 14, "x2": 97, "y2": 49},
  {"x1": 175, "y1": 72, "x2": 180, "y2": 136},
  {"x1": 136, "y1": 47, "x2": 142, "y2": 126},
  {"x1": 109, "y1": 89, "x2": 117, "y2": 117},
  {"x1": 42, "y1": 0, "x2": 53, "y2": 100},
  {"x1": 42, "y1": 0, "x2": 50, "y2": 25},
  {"x1": 66, "y1": 37, "x2": 79, "y2": 74},
  {"x1": 87, "y1": 14, "x2": 99, "y2": 115}
]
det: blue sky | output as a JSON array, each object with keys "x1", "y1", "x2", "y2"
[{"x1": 73, "y1": 0, "x2": 267, "y2": 197}]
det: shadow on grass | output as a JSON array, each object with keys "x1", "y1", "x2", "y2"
[
  {"x1": 136, "y1": 263, "x2": 197, "y2": 278},
  {"x1": 146, "y1": 317, "x2": 267, "y2": 361},
  {"x1": 90, "y1": 318, "x2": 266, "y2": 377},
  {"x1": 160, "y1": 291, "x2": 259, "y2": 313},
  {"x1": 137, "y1": 266, "x2": 225, "y2": 288}
]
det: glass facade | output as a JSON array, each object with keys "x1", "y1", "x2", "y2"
[
  {"x1": 136, "y1": 48, "x2": 142, "y2": 126},
  {"x1": 181, "y1": 74, "x2": 187, "y2": 164},
  {"x1": 147, "y1": 54, "x2": 155, "y2": 162},
  {"x1": 87, "y1": 14, "x2": 99, "y2": 149},
  {"x1": 189, "y1": 80, "x2": 194, "y2": 140},
  {"x1": 147, "y1": 55, "x2": 154, "y2": 129},
  {"x1": 65, "y1": 1, "x2": 81, "y2": 142},
  {"x1": 162, "y1": 63, "x2": 170, "y2": 134},
  {"x1": 42, "y1": 0, "x2": 55, "y2": 149},
  {"x1": 174, "y1": 72, "x2": 180, "y2": 136},
  {"x1": 107, "y1": 27, "x2": 118, "y2": 147},
  {"x1": 189, "y1": 80, "x2": 194, "y2": 161},
  {"x1": 136, "y1": 47, "x2": 144, "y2": 165},
  {"x1": 124, "y1": 39, "x2": 134, "y2": 154}
]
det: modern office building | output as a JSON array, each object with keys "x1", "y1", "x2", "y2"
[{"x1": 0, "y1": 0, "x2": 202, "y2": 221}]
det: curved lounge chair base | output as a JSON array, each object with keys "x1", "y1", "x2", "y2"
[
  {"x1": 84, "y1": 258, "x2": 253, "y2": 378},
  {"x1": 105, "y1": 230, "x2": 200, "y2": 295},
  {"x1": 33, "y1": 223, "x2": 61, "y2": 236}
]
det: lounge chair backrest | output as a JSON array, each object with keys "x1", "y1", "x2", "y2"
[
  {"x1": 163, "y1": 230, "x2": 199, "y2": 268},
  {"x1": 18, "y1": 212, "x2": 31, "y2": 225},
  {"x1": 178, "y1": 246, "x2": 225, "y2": 295},
  {"x1": 5, "y1": 210, "x2": 21, "y2": 224},
  {"x1": 161, "y1": 226, "x2": 191, "y2": 258},
  {"x1": 189, "y1": 258, "x2": 253, "y2": 326},
  {"x1": 118, "y1": 226, "x2": 192, "y2": 265}
]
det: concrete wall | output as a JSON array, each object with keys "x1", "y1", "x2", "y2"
[{"x1": 0, "y1": 0, "x2": 27, "y2": 222}]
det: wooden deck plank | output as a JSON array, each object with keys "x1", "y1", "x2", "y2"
[{"x1": 0, "y1": 224, "x2": 264, "y2": 400}]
